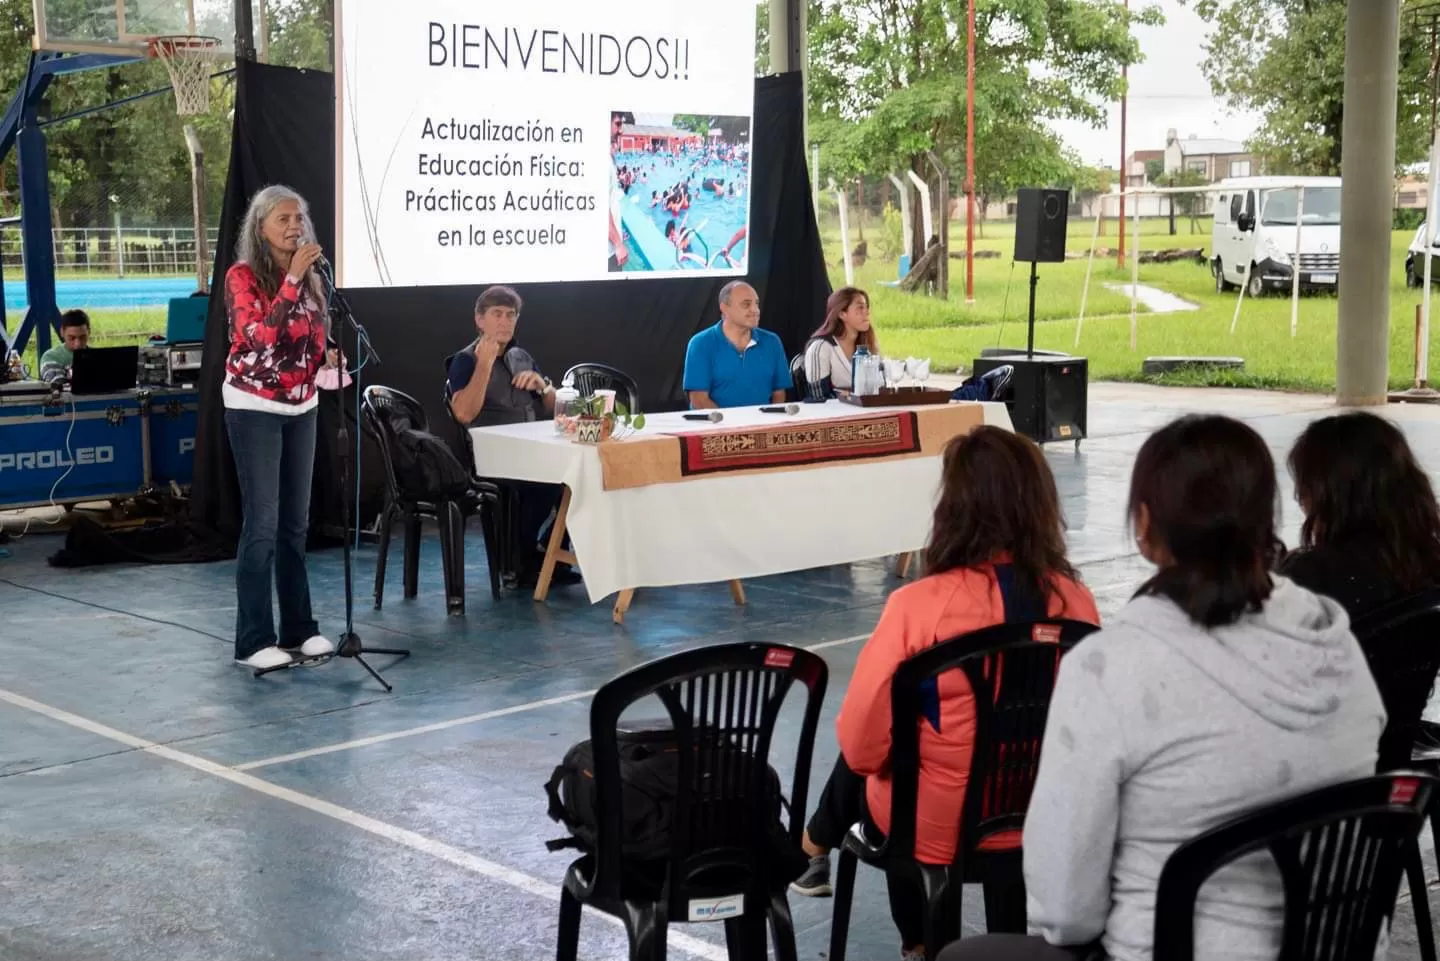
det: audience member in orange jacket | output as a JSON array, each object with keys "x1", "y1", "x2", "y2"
[{"x1": 790, "y1": 426, "x2": 1099, "y2": 961}]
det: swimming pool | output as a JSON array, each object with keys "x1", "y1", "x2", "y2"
[
  {"x1": 612, "y1": 150, "x2": 750, "y2": 272},
  {"x1": 3, "y1": 276, "x2": 199, "y2": 312}
]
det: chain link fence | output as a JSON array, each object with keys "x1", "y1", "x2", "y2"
[{"x1": 2, "y1": 227, "x2": 222, "y2": 278}]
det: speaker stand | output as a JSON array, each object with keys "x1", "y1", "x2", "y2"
[{"x1": 1026, "y1": 261, "x2": 1039, "y2": 359}]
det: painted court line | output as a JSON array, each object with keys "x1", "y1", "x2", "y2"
[
  {"x1": 236, "y1": 631, "x2": 874, "y2": 771},
  {"x1": 0, "y1": 687, "x2": 730, "y2": 961}
]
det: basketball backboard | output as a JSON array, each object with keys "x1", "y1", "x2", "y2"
[{"x1": 31, "y1": 0, "x2": 240, "y2": 56}]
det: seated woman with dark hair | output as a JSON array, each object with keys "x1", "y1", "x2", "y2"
[
  {"x1": 1280, "y1": 411, "x2": 1440, "y2": 620},
  {"x1": 800, "y1": 286, "x2": 878, "y2": 399},
  {"x1": 790, "y1": 427, "x2": 1098, "y2": 961},
  {"x1": 938, "y1": 415, "x2": 1385, "y2": 961}
]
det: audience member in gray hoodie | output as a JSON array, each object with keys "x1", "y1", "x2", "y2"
[{"x1": 939, "y1": 415, "x2": 1386, "y2": 961}]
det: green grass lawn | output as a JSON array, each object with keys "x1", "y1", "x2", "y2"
[
  {"x1": 5, "y1": 219, "x2": 1428, "y2": 394},
  {"x1": 834, "y1": 217, "x2": 1433, "y2": 393}
]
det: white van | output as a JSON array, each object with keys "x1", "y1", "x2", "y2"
[{"x1": 1211, "y1": 176, "x2": 1342, "y2": 297}]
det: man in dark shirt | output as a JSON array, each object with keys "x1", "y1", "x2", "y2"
[
  {"x1": 447, "y1": 286, "x2": 573, "y2": 587},
  {"x1": 448, "y1": 286, "x2": 556, "y2": 426}
]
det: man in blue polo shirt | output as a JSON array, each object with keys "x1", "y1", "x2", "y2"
[{"x1": 683, "y1": 281, "x2": 792, "y2": 409}]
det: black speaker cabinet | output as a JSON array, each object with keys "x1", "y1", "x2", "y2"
[
  {"x1": 1014, "y1": 188, "x2": 1070, "y2": 264},
  {"x1": 973, "y1": 354, "x2": 1088, "y2": 447}
]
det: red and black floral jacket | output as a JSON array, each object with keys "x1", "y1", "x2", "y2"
[{"x1": 223, "y1": 262, "x2": 327, "y2": 405}]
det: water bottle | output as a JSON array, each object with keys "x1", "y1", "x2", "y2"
[
  {"x1": 865, "y1": 352, "x2": 882, "y2": 395},
  {"x1": 852, "y1": 345, "x2": 872, "y2": 396},
  {"x1": 554, "y1": 386, "x2": 581, "y2": 435}
]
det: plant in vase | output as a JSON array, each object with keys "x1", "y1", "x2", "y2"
[{"x1": 573, "y1": 394, "x2": 646, "y2": 444}]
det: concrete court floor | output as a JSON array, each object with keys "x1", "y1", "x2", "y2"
[{"x1": 2, "y1": 384, "x2": 1439, "y2": 961}]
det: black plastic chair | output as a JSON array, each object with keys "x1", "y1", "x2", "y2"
[
  {"x1": 555, "y1": 642, "x2": 828, "y2": 961},
  {"x1": 829, "y1": 618, "x2": 1100, "y2": 961},
  {"x1": 441, "y1": 378, "x2": 518, "y2": 587},
  {"x1": 1354, "y1": 588, "x2": 1440, "y2": 961},
  {"x1": 360, "y1": 385, "x2": 500, "y2": 617},
  {"x1": 561, "y1": 363, "x2": 641, "y2": 412},
  {"x1": 1153, "y1": 772, "x2": 1439, "y2": 961},
  {"x1": 789, "y1": 353, "x2": 814, "y2": 403}
]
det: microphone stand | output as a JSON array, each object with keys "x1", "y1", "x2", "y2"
[{"x1": 255, "y1": 261, "x2": 409, "y2": 691}]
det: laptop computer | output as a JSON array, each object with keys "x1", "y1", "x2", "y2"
[{"x1": 70, "y1": 345, "x2": 139, "y2": 395}]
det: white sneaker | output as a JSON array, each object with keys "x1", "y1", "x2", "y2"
[
  {"x1": 237, "y1": 646, "x2": 294, "y2": 670},
  {"x1": 298, "y1": 635, "x2": 335, "y2": 657}
]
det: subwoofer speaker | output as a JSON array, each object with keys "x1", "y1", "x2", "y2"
[
  {"x1": 973, "y1": 354, "x2": 1088, "y2": 447},
  {"x1": 1014, "y1": 188, "x2": 1070, "y2": 264}
]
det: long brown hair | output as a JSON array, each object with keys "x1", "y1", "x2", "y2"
[
  {"x1": 810, "y1": 286, "x2": 878, "y2": 352},
  {"x1": 1289, "y1": 412, "x2": 1440, "y2": 594},
  {"x1": 923, "y1": 427, "x2": 1078, "y2": 605},
  {"x1": 1129, "y1": 415, "x2": 1278, "y2": 627}
]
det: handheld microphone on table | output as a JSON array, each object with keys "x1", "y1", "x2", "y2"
[
  {"x1": 759, "y1": 403, "x2": 800, "y2": 414},
  {"x1": 683, "y1": 410, "x2": 724, "y2": 422}
]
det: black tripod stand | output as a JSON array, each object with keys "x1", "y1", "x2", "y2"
[{"x1": 256, "y1": 266, "x2": 409, "y2": 691}]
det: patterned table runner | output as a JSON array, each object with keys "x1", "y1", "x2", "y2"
[{"x1": 596, "y1": 404, "x2": 987, "y2": 492}]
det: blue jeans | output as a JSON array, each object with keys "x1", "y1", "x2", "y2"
[{"x1": 225, "y1": 407, "x2": 319, "y2": 659}]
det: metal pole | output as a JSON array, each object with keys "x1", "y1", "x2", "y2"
[
  {"x1": 183, "y1": 124, "x2": 209, "y2": 294},
  {"x1": 1422, "y1": 133, "x2": 1439, "y2": 385},
  {"x1": 929, "y1": 151, "x2": 949, "y2": 299},
  {"x1": 1290, "y1": 187, "x2": 1304, "y2": 337},
  {"x1": 1117, "y1": 0, "x2": 1129, "y2": 270},
  {"x1": 836, "y1": 188, "x2": 854, "y2": 287},
  {"x1": 965, "y1": 0, "x2": 977, "y2": 303},
  {"x1": 1076, "y1": 199, "x2": 1103, "y2": 346},
  {"x1": 234, "y1": 0, "x2": 256, "y2": 61},
  {"x1": 888, "y1": 172, "x2": 913, "y2": 263},
  {"x1": 769, "y1": 0, "x2": 790, "y2": 73},
  {"x1": 1337, "y1": 0, "x2": 1402, "y2": 405},
  {"x1": 114, "y1": 207, "x2": 124, "y2": 278},
  {"x1": 908, "y1": 170, "x2": 934, "y2": 243},
  {"x1": 1130, "y1": 189, "x2": 1140, "y2": 349},
  {"x1": 812, "y1": 144, "x2": 820, "y2": 221}
]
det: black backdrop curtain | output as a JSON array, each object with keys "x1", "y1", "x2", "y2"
[{"x1": 190, "y1": 61, "x2": 829, "y2": 543}]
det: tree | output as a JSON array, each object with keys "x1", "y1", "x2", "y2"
[
  {"x1": 1156, "y1": 169, "x2": 1208, "y2": 234},
  {"x1": 1144, "y1": 157, "x2": 1164, "y2": 184},
  {"x1": 1186, "y1": 0, "x2": 1431, "y2": 174},
  {"x1": 806, "y1": 0, "x2": 1162, "y2": 260}
]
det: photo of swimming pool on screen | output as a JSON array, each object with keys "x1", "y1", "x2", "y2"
[{"x1": 608, "y1": 111, "x2": 752, "y2": 274}]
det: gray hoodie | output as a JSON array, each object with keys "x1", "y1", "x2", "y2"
[{"x1": 1023, "y1": 576, "x2": 1386, "y2": 961}]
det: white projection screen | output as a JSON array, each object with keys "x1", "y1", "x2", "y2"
[{"x1": 336, "y1": 0, "x2": 756, "y2": 287}]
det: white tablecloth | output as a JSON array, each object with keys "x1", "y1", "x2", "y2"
[{"x1": 469, "y1": 401, "x2": 1014, "y2": 604}]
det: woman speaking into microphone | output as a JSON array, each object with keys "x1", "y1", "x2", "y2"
[{"x1": 223, "y1": 184, "x2": 342, "y2": 670}]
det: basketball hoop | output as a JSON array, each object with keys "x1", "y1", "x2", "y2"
[{"x1": 148, "y1": 35, "x2": 221, "y2": 116}]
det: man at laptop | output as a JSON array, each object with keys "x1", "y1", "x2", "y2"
[{"x1": 39, "y1": 310, "x2": 91, "y2": 384}]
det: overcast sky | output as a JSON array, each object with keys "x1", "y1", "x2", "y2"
[{"x1": 1045, "y1": 0, "x2": 1260, "y2": 167}]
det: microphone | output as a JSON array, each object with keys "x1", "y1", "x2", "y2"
[
  {"x1": 759, "y1": 403, "x2": 800, "y2": 414},
  {"x1": 683, "y1": 410, "x2": 724, "y2": 422}
]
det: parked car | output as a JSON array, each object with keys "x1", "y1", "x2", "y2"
[
  {"x1": 1211, "y1": 176, "x2": 1342, "y2": 297},
  {"x1": 1406, "y1": 221, "x2": 1440, "y2": 288}
]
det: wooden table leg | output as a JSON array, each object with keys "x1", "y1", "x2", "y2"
[
  {"x1": 729, "y1": 579, "x2": 747, "y2": 606},
  {"x1": 534, "y1": 486, "x2": 578, "y2": 602},
  {"x1": 613, "y1": 589, "x2": 635, "y2": 624},
  {"x1": 895, "y1": 552, "x2": 914, "y2": 579}
]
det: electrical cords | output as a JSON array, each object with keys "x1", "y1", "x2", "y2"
[
  {"x1": 0, "y1": 576, "x2": 232, "y2": 645},
  {"x1": 6, "y1": 389, "x2": 77, "y2": 541}
]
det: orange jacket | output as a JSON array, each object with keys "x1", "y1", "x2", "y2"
[{"x1": 836, "y1": 563, "x2": 1099, "y2": 865}]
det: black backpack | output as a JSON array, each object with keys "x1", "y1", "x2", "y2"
[
  {"x1": 390, "y1": 425, "x2": 472, "y2": 499},
  {"x1": 544, "y1": 727, "x2": 807, "y2": 879}
]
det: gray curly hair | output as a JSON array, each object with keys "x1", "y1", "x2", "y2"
[{"x1": 235, "y1": 184, "x2": 326, "y2": 305}]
